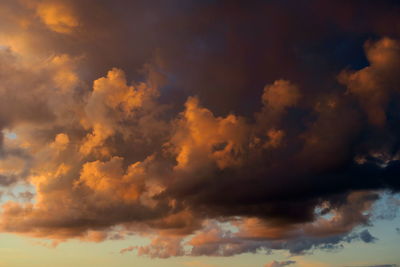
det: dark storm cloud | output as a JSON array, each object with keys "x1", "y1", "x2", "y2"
[{"x1": 0, "y1": 0, "x2": 399, "y2": 258}]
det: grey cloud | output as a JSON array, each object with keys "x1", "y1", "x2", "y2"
[{"x1": 1, "y1": 0, "x2": 400, "y2": 259}]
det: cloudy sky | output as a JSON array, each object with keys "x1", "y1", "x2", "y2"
[{"x1": 0, "y1": 0, "x2": 400, "y2": 266}]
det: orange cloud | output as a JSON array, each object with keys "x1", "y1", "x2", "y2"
[
  {"x1": 80, "y1": 68, "x2": 159, "y2": 156},
  {"x1": 171, "y1": 97, "x2": 248, "y2": 170},
  {"x1": 0, "y1": 13, "x2": 397, "y2": 260},
  {"x1": 77, "y1": 156, "x2": 145, "y2": 202},
  {"x1": 339, "y1": 38, "x2": 400, "y2": 126},
  {"x1": 36, "y1": 1, "x2": 78, "y2": 33},
  {"x1": 262, "y1": 80, "x2": 300, "y2": 113}
]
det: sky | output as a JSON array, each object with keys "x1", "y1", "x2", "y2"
[{"x1": 0, "y1": 0, "x2": 400, "y2": 266}]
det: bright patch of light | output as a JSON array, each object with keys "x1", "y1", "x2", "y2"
[
  {"x1": 5, "y1": 132, "x2": 17, "y2": 139},
  {"x1": 0, "y1": 182, "x2": 36, "y2": 204}
]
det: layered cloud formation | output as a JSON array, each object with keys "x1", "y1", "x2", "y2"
[{"x1": 0, "y1": 0, "x2": 400, "y2": 259}]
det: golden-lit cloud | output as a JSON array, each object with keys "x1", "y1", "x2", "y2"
[
  {"x1": 77, "y1": 156, "x2": 145, "y2": 202},
  {"x1": 36, "y1": 1, "x2": 78, "y2": 33},
  {"x1": 339, "y1": 38, "x2": 400, "y2": 126},
  {"x1": 0, "y1": 0, "x2": 399, "y2": 261},
  {"x1": 80, "y1": 68, "x2": 159, "y2": 156},
  {"x1": 171, "y1": 97, "x2": 248, "y2": 170},
  {"x1": 262, "y1": 80, "x2": 300, "y2": 112}
]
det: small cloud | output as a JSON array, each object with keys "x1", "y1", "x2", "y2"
[
  {"x1": 120, "y1": 246, "x2": 136, "y2": 254},
  {"x1": 18, "y1": 191, "x2": 35, "y2": 202},
  {"x1": 344, "y1": 265, "x2": 398, "y2": 267},
  {"x1": 183, "y1": 261, "x2": 218, "y2": 267},
  {"x1": 264, "y1": 260, "x2": 296, "y2": 267},
  {"x1": 359, "y1": 229, "x2": 377, "y2": 243}
]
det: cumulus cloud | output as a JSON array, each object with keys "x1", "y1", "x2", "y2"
[
  {"x1": 0, "y1": 0, "x2": 400, "y2": 261},
  {"x1": 262, "y1": 80, "x2": 300, "y2": 113},
  {"x1": 339, "y1": 38, "x2": 400, "y2": 126},
  {"x1": 170, "y1": 96, "x2": 249, "y2": 170}
]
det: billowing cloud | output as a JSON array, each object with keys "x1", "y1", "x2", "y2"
[
  {"x1": 0, "y1": 0, "x2": 400, "y2": 261},
  {"x1": 261, "y1": 80, "x2": 300, "y2": 116},
  {"x1": 339, "y1": 38, "x2": 400, "y2": 126}
]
